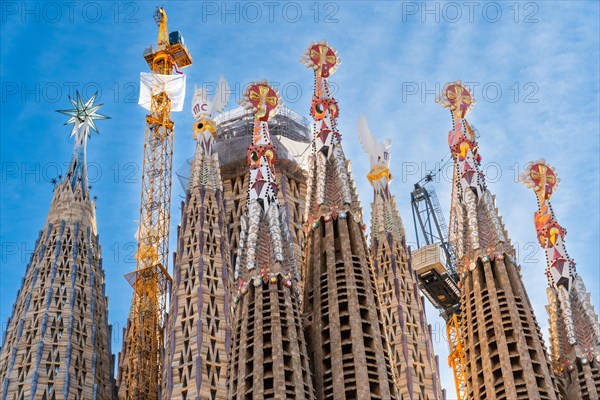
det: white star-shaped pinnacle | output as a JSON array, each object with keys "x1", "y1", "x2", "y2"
[{"x1": 57, "y1": 91, "x2": 109, "y2": 138}]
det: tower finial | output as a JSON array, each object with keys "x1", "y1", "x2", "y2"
[
  {"x1": 234, "y1": 80, "x2": 290, "y2": 279},
  {"x1": 357, "y1": 115, "x2": 393, "y2": 188},
  {"x1": 520, "y1": 159, "x2": 560, "y2": 201},
  {"x1": 300, "y1": 41, "x2": 341, "y2": 78},
  {"x1": 436, "y1": 81, "x2": 476, "y2": 119},
  {"x1": 190, "y1": 76, "x2": 230, "y2": 157},
  {"x1": 56, "y1": 91, "x2": 109, "y2": 196},
  {"x1": 440, "y1": 81, "x2": 485, "y2": 210},
  {"x1": 519, "y1": 160, "x2": 572, "y2": 290},
  {"x1": 57, "y1": 91, "x2": 109, "y2": 138},
  {"x1": 239, "y1": 81, "x2": 282, "y2": 209},
  {"x1": 240, "y1": 80, "x2": 282, "y2": 121}
]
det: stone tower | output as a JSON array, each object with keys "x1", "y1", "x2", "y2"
[
  {"x1": 520, "y1": 160, "x2": 600, "y2": 399},
  {"x1": 0, "y1": 93, "x2": 114, "y2": 400},
  {"x1": 357, "y1": 116, "x2": 444, "y2": 400},
  {"x1": 227, "y1": 82, "x2": 315, "y2": 400},
  {"x1": 438, "y1": 82, "x2": 560, "y2": 399},
  {"x1": 300, "y1": 42, "x2": 397, "y2": 400},
  {"x1": 162, "y1": 82, "x2": 232, "y2": 399}
]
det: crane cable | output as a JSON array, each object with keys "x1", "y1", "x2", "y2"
[{"x1": 416, "y1": 151, "x2": 453, "y2": 186}]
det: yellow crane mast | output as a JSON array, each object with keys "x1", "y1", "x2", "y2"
[
  {"x1": 121, "y1": 7, "x2": 192, "y2": 399},
  {"x1": 447, "y1": 313, "x2": 467, "y2": 400}
]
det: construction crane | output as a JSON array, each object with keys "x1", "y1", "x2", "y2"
[
  {"x1": 410, "y1": 172, "x2": 467, "y2": 400},
  {"x1": 121, "y1": 7, "x2": 192, "y2": 399}
]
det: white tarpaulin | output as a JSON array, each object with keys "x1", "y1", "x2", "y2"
[{"x1": 138, "y1": 72, "x2": 187, "y2": 112}]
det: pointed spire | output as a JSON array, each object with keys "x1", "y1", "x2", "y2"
[
  {"x1": 437, "y1": 81, "x2": 485, "y2": 199},
  {"x1": 239, "y1": 81, "x2": 282, "y2": 210},
  {"x1": 0, "y1": 97, "x2": 114, "y2": 400},
  {"x1": 233, "y1": 80, "x2": 297, "y2": 293},
  {"x1": 358, "y1": 116, "x2": 442, "y2": 398},
  {"x1": 302, "y1": 41, "x2": 356, "y2": 219},
  {"x1": 162, "y1": 77, "x2": 232, "y2": 399},
  {"x1": 520, "y1": 160, "x2": 600, "y2": 372},
  {"x1": 56, "y1": 91, "x2": 109, "y2": 197},
  {"x1": 438, "y1": 81, "x2": 509, "y2": 263}
]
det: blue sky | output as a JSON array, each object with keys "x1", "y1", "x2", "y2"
[{"x1": 1, "y1": 1, "x2": 599, "y2": 396}]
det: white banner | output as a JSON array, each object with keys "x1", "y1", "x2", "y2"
[{"x1": 138, "y1": 72, "x2": 187, "y2": 112}]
